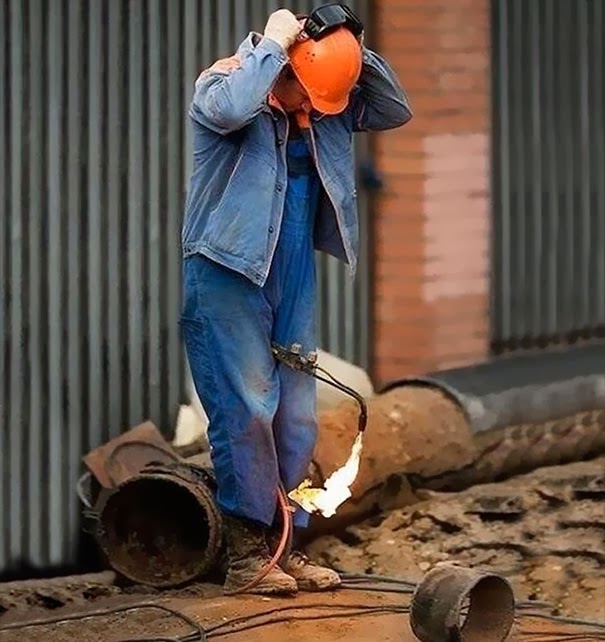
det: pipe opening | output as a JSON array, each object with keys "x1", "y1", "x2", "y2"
[
  {"x1": 460, "y1": 575, "x2": 515, "y2": 642},
  {"x1": 99, "y1": 477, "x2": 211, "y2": 586}
]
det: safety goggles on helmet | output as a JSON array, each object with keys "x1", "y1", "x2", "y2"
[{"x1": 303, "y1": 3, "x2": 364, "y2": 41}]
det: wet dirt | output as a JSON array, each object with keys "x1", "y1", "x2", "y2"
[
  {"x1": 0, "y1": 572, "x2": 119, "y2": 621},
  {"x1": 307, "y1": 456, "x2": 605, "y2": 624},
  {"x1": 0, "y1": 582, "x2": 603, "y2": 642}
]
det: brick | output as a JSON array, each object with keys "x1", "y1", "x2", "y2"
[
  {"x1": 375, "y1": 335, "x2": 434, "y2": 362},
  {"x1": 376, "y1": 8, "x2": 446, "y2": 31},
  {"x1": 375, "y1": 280, "x2": 425, "y2": 305},
  {"x1": 375, "y1": 254, "x2": 426, "y2": 275},
  {"x1": 430, "y1": 51, "x2": 489, "y2": 71},
  {"x1": 374, "y1": 177, "x2": 426, "y2": 201},
  {"x1": 375, "y1": 317, "x2": 431, "y2": 339},
  {"x1": 395, "y1": 70, "x2": 443, "y2": 92},
  {"x1": 374, "y1": 154, "x2": 426, "y2": 178},
  {"x1": 374, "y1": 251, "x2": 423, "y2": 271},
  {"x1": 377, "y1": 30, "x2": 437, "y2": 53},
  {"x1": 376, "y1": 139, "x2": 424, "y2": 159},
  {"x1": 375, "y1": 234, "x2": 425, "y2": 256}
]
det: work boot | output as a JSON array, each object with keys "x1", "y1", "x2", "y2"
[
  {"x1": 221, "y1": 514, "x2": 298, "y2": 596},
  {"x1": 268, "y1": 529, "x2": 341, "y2": 592}
]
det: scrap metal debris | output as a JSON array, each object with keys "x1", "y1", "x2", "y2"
[{"x1": 410, "y1": 563, "x2": 515, "y2": 642}]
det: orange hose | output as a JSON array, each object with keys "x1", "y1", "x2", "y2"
[{"x1": 228, "y1": 484, "x2": 293, "y2": 595}]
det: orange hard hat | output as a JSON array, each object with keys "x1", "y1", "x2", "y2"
[{"x1": 289, "y1": 27, "x2": 362, "y2": 115}]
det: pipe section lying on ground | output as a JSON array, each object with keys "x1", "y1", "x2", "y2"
[
  {"x1": 410, "y1": 564, "x2": 515, "y2": 642},
  {"x1": 307, "y1": 344, "x2": 605, "y2": 534},
  {"x1": 94, "y1": 462, "x2": 223, "y2": 587}
]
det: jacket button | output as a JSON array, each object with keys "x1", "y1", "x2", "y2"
[
  {"x1": 277, "y1": 138, "x2": 284, "y2": 146},
  {"x1": 276, "y1": 184, "x2": 283, "y2": 192},
  {"x1": 269, "y1": 226, "x2": 274, "y2": 234}
]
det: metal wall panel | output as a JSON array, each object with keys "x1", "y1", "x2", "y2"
[
  {"x1": 0, "y1": 0, "x2": 373, "y2": 576},
  {"x1": 491, "y1": 0, "x2": 605, "y2": 352}
]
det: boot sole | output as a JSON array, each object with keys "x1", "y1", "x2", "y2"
[
  {"x1": 223, "y1": 571, "x2": 298, "y2": 596},
  {"x1": 295, "y1": 578, "x2": 342, "y2": 592},
  {"x1": 223, "y1": 582, "x2": 298, "y2": 596}
]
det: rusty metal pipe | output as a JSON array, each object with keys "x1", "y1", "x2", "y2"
[
  {"x1": 410, "y1": 564, "x2": 515, "y2": 642},
  {"x1": 94, "y1": 463, "x2": 223, "y2": 588},
  {"x1": 306, "y1": 380, "x2": 605, "y2": 537}
]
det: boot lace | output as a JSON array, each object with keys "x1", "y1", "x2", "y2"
[{"x1": 289, "y1": 549, "x2": 313, "y2": 569}]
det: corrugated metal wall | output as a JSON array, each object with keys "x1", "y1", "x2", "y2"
[
  {"x1": 491, "y1": 0, "x2": 605, "y2": 352},
  {"x1": 0, "y1": 0, "x2": 373, "y2": 577}
]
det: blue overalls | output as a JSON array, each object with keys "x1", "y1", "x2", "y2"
[{"x1": 181, "y1": 135, "x2": 321, "y2": 529}]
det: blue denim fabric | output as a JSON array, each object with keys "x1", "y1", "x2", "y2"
[
  {"x1": 181, "y1": 33, "x2": 412, "y2": 287},
  {"x1": 181, "y1": 138, "x2": 321, "y2": 528}
]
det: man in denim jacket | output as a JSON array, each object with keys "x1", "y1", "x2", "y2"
[{"x1": 181, "y1": 8, "x2": 411, "y2": 596}]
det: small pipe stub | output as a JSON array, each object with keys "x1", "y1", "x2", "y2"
[{"x1": 410, "y1": 563, "x2": 515, "y2": 642}]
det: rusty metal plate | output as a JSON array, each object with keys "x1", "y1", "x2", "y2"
[{"x1": 83, "y1": 422, "x2": 179, "y2": 488}]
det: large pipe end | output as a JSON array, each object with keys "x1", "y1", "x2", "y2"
[{"x1": 95, "y1": 466, "x2": 223, "y2": 587}]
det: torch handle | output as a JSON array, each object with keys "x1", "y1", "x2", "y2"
[{"x1": 271, "y1": 343, "x2": 368, "y2": 433}]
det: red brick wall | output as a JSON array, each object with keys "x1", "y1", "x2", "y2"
[{"x1": 371, "y1": 0, "x2": 491, "y2": 385}]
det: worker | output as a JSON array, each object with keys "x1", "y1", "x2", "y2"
[{"x1": 180, "y1": 7, "x2": 411, "y2": 596}]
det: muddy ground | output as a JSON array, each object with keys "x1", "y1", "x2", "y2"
[
  {"x1": 308, "y1": 456, "x2": 605, "y2": 623},
  {"x1": 1, "y1": 577, "x2": 603, "y2": 642},
  {"x1": 0, "y1": 457, "x2": 603, "y2": 640}
]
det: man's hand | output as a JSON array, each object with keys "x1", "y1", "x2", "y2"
[{"x1": 264, "y1": 9, "x2": 304, "y2": 51}]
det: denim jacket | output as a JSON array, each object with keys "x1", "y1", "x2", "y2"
[{"x1": 182, "y1": 33, "x2": 412, "y2": 286}]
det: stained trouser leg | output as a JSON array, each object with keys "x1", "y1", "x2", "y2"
[
  {"x1": 274, "y1": 364, "x2": 317, "y2": 528},
  {"x1": 180, "y1": 254, "x2": 282, "y2": 527},
  {"x1": 270, "y1": 231, "x2": 318, "y2": 529}
]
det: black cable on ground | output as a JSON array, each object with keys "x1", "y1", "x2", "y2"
[
  {"x1": 341, "y1": 584, "x2": 415, "y2": 595},
  {"x1": 339, "y1": 572, "x2": 417, "y2": 586},
  {"x1": 0, "y1": 602, "x2": 207, "y2": 641},
  {"x1": 115, "y1": 638, "x2": 177, "y2": 642},
  {"x1": 521, "y1": 634, "x2": 605, "y2": 642},
  {"x1": 205, "y1": 606, "x2": 410, "y2": 640},
  {"x1": 518, "y1": 611, "x2": 605, "y2": 631},
  {"x1": 204, "y1": 602, "x2": 408, "y2": 635},
  {"x1": 124, "y1": 603, "x2": 411, "y2": 642}
]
